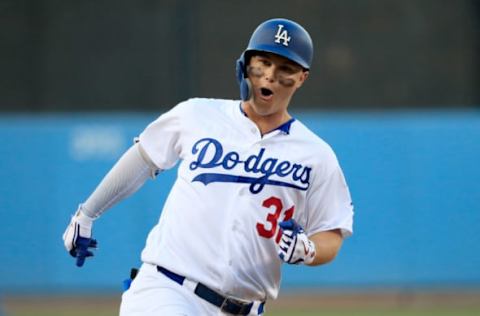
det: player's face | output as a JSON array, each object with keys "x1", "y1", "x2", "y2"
[{"x1": 246, "y1": 52, "x2": 309, "y2": 117}]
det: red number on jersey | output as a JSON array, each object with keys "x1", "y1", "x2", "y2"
[{"x1": 256, "y1": 196, "x2": 295, "y2": 243}]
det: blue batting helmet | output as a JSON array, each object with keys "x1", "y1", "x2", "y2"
[{"x1": 236, "y1": 18, "x2": 314, "y2": 100}]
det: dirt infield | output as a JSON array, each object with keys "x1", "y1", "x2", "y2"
[{"x1": 273, "y1": 290, "x2": 480, "y2": 309}]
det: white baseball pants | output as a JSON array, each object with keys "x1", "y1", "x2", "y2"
[{"x1": 119, "y1": 263, "x2": 265, "y2": 316}]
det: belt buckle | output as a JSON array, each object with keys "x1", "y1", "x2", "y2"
[
  {"x1": 220, "y1": 295, "x2": 249, "y2": 315},
  {"x1": 219, "y1": 296, "x2": 229, "y2": 311}
]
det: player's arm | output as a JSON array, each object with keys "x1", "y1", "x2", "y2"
[
  {"x1": 63, "y1": 142, "x2": 159, "y2": 267},
  {"x1": 278, "y1": 156, "x2": 353, "y2": 266},
  {"x1": 277, "y1": 220, "x2": 344, "y2": 266},
  {"x1": 307, "y1": 229, "x2": 343, "y2": 266}
]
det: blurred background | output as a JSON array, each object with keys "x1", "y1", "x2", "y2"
[{"x1": 1, "y1": 0, "x2": 479, "y2": 315}]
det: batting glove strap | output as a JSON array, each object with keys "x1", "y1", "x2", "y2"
[
  {"x1": 63, "y1": 207, "x2": 97, "y2": 267},
  {"x1": 277, "y1": 219, "x2": 316, "y2": 265}
]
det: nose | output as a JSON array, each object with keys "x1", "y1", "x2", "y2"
[{"x1": 263, "y1": 66, "x2": 277, "y2": 83}]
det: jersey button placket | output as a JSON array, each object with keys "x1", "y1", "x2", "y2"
[{"x1": 229, "y1": 219, "x2": 241, "y2": 266}]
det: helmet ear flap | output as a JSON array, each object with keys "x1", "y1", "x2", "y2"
[
  {"x1": 236, "y1": 53, "x2": 252, "y2": 101},
  {"x1": 240, "y1": 77, "x2": 252, "y2": 101}
]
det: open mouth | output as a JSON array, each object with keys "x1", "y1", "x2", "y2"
[{"x1": 260, "y1": 88, "x2": 273, "y2": 97}]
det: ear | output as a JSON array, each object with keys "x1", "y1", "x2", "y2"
[{"x1": 296, "y1": 71, "x2": 309, "y2": 88}]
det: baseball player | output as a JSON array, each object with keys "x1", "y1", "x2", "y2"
[{"x1": 63, "y1": 18, "x2": 354, "y2": 315}]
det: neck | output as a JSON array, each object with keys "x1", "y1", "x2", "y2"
[{"x1": 241, "y1": 102, "x2": 291, "y2": 135}]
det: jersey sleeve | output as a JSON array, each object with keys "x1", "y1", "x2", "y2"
[
  {"x1": 138, "y1": 102, "x2": 187, "y2": 170},
  {"x1": 305, "y1": 155, "x2": 354, "y2": 238}
]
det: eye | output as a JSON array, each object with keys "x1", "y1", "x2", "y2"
[
  {"x1": 279, "y1": 65, "x2": 296, "y2": 74},
  {"x1": 259, "y1": 58, "x2": 271, "y2": 67}
]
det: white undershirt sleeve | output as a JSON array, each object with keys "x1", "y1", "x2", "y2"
[{"x1": 79, "y1": 142, "x2": 159, "y2": 219}]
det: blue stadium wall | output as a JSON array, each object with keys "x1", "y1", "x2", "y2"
[{"x1": 1, "y1": 109, "x2": 479, "y2": 294}]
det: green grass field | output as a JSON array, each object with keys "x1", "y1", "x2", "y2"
[{"x1": 3, "y1": 292, "x2": 480, "y2": 316}]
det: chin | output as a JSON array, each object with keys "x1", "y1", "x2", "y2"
[{"x1": 250, "y1": 100, "x2": 275, "y2": 116}]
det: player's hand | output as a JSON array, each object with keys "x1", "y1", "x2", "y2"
[
  {"x1": 63, "y1": 208, "x2": 97, "y2": 267},
  {"x1": 277, "y1": 219, "x2": 316, "y2": 265}
]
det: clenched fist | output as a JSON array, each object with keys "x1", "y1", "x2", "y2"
[{"x1": 277, "y1": 219, "x2": 316, "y2": 265}]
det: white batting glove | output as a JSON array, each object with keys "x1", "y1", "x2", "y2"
[
  {"x1": 278, "y1": 219, "x2": 316, "y2": 265},
  {"x1": 63, "y1": 207, "x2": 97, "y2": 267}
]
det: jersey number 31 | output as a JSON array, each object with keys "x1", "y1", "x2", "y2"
[{"x1": 256, "y1": 196, "x2": 294, "y2": 244}]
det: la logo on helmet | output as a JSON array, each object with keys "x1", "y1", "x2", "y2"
[{"x1": 274, "y1": 24, "x2": 291, "y2": 46}]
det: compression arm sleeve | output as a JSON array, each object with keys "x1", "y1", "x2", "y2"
[{"x1": 79, "y1": 142, "x2": 159, "y2": 219}]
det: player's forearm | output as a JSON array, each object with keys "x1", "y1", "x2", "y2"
[
  {"x1": 80, "y1": 143, "x2": 158, "y2": 219},
  {"x1": 307, "y1": 229, "x2": 343, "y2": 266}
]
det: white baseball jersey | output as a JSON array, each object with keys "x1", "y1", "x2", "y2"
[{"x1": 138, "y1": 98, "x2": 353, "y2": 301}]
